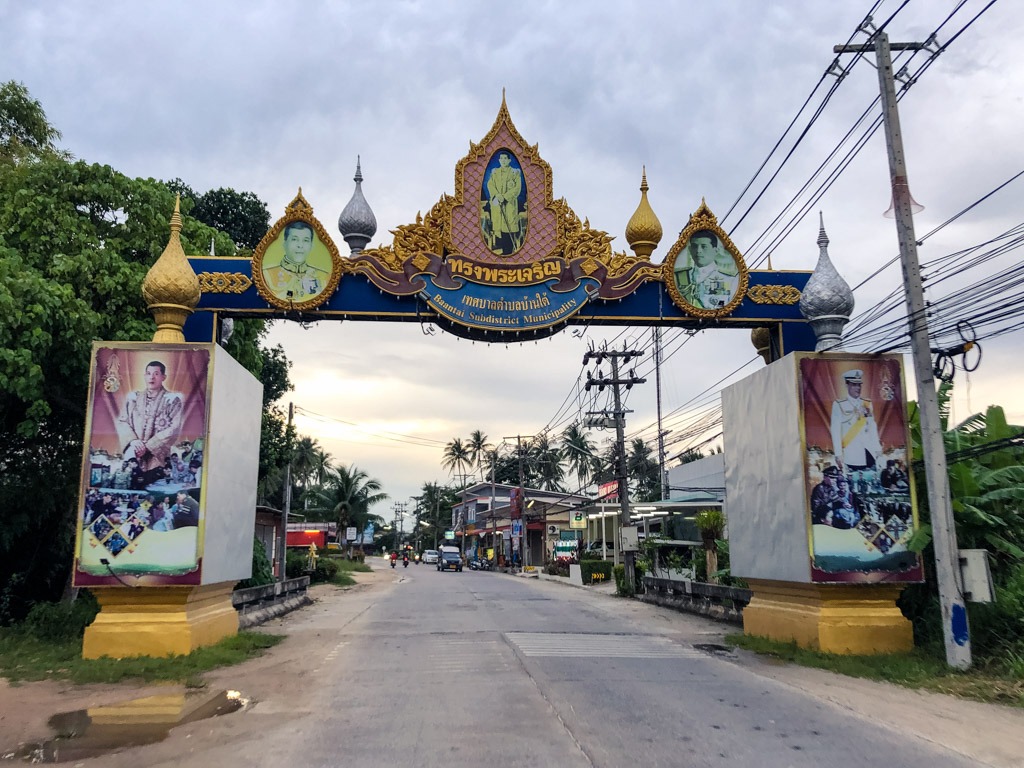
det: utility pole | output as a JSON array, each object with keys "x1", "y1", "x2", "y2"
[
  {"x1": 653, "y1": 328, "x2": 669, "y2": 501},
  {"x1": 278, "y1": 402, "x2": 294, "y2": 584},
  {"x1": 517, "y1": 435, "x2": 527, "y2": 570},
  {"x1": 835, "y1": 27, "x2": 970, "y2": 669},
  {"x1": 392, "y1": 501, "x2": 407, "y2": 551},
  {"x1": 584, "y1": 345, "x2": 646, "y2": 592},
  {"x1": 490, "y1": 460, "x2": 498, "y2": 567}
]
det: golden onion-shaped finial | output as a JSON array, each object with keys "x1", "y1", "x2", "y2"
[
  {"x1": 625, "y1": 167, "x2": 663, "y2": 259},
  {"x1": 142, "y1": 196, "x2": 201, "y2": 342},
  {"x1": 751, "y1": 326, "x2": 772, "y2": 364}
]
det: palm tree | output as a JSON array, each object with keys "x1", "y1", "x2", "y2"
[
  {"x1": 529, "y1": 433, "x2": 565, "y2": 492},
  {"x1": 442, "y1": 438, "x2": 472, "y2": 487},
  {"x1": 467, "y1": 430, "x2": 493, "y2": 481},
  {"x1": 292, "y1": 436, "x2": 320, "y2": 497},
  {"x1": 312, "y1": 447, "x2": 333, "y2": 486},
  {"x1": 309, "y1": 463, "x2": 388, "y2": 552},
  {"x1": 627, "y1": 437, "x2": 661, "y2": 502},
  {"x1": 560, "y1": 422, "x2": 596, "y2": 491}
]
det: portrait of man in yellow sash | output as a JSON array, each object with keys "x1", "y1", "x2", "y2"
[
  {"x1": 481, "y1": 150, "x2": 526, "y2": 256},
  {"x1": 829, "y1": 368, "x2": 882, "y2": 473},
  {"x1": 261, "y1": 221, "x2": 332, "y2": 303}
]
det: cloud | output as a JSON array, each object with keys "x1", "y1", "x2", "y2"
[{"x1": 4, "y1": 1, "x2": 1023, "y2": 504}]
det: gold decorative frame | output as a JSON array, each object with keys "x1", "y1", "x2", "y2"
[
  {"x1": 446, "y1": 94, "x2": 562, "y2": 265},
  {"x1": 747, "y1": 284, "x2": 802, "y2": 305},
  {"x1": 197, "y1": 272, "x2": 252, "y2": 294},
  {"x1": 663, "y1": 200, "x2": 749, "y2": 319},
  {"x1": 251, "y1": 190, "x2": 342, "y2": 311}
]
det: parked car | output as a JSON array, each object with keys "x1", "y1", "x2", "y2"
[
  {"x1": 438, "y1": 550, "x2": 463, "y2": 572},
  {"x1": 587, "y1": 540, "x2": 615, "y2": 554},
  {"x1": 423, "y1": 549, "x2": 439, "y2": 564}
]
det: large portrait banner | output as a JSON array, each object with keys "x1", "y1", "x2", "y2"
[
  {"x1": 74, "y1": 343, "x2": 212, "y2": 586},
  {"x1": 798, "y1": 354, "x2": 923, "y2": 583}
]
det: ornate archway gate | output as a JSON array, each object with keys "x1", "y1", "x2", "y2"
[
  {"x1": 75, "y1": 100, "x2": 827, "y2": 660},
  {"x1": 183, "y1": 101, "x2": 815, "y2": 356}
]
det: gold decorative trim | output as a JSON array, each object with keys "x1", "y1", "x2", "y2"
[
  {"x1": 144, "y1": 197, "x2": 201, "y2": 342},
  {"x1": 747, "y1": 284, "x2": 802, "y2": 305},
  {"x1": 663, "y1": 200, "x2": 750, "y2": 319},
  {"x1": 250, "y1": 189, "x2": 343, "y2": 311},
  {"x1": 451, "y1": 94, "x2": 555, "y2": 250},
  {"x1": 197, "y1": 272, "x2": 252, "y2": 294}
]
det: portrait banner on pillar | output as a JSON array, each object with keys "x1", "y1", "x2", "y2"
[
  {"x1": 74, "y1": 343, "x2": 212, "y2": 586},
  {"x1": 798, "y1": 353, "x2": 923, "y2": 583}
]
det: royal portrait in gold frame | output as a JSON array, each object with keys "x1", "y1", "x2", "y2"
[
  {"x1": 663, "y1": 201, "x2": 748, "y2": 318},
  {"x1": 251, "y1": 190, "x2": 342, "y2": 311}
]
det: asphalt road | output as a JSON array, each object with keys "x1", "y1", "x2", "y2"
[
  {"x1": 68, "y1": 563, "x2": 1024, "y2": 768},
  {"x1": 243, "y1": 565, "x2": 987, "y2": 768}
]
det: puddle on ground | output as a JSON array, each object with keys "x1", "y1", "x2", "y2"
[
  {"x1": 4, "y1": 689, "x2": 246, "y2": 763},
  {"x1": 694, "y1": 643, "x2": 735, "y2": 655}
]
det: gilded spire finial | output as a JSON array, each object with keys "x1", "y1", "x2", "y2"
[
  {"x1": 625, "y1": 166, "x2": 663, "y2": 259},
  {"x1": 142, "y1": 195, "x2": 201, "y2": 342}
]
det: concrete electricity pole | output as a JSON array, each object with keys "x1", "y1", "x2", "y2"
[
  {"x1": 835, "y1": 28, "x2": 971, "y2": 669},
  {"x1": 584, "y1": 345, "x2": 645, "y2": 592},
  {"x1": 279, "y1": 401, "x2": 294, "y2": 584}
]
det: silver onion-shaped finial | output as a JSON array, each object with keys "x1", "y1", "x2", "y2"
[
  {"x1": 799, "y1": 213, "x2": 854, "y2": 352},
  {"x1": 338, "y1": 156, "x2": 377, "y2": 254}
]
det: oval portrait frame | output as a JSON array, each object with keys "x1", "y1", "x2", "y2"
[
  {"x1": 251, "y1": 190, "x2": 342, "y2": 311},
  {"x1": 663, "y1": 201, "x2": 749, "y2": 319}
]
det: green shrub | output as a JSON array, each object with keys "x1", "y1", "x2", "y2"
[
  {"x1": 237, "y1": 537, "x2": 275, "y2": 589},
  {"x1": 545, "y1": 561, "x2": 570, "y2": 577},
  {"x1": 285, "y1": 550, "x2": 308, "y2": 578},
  {"x1": 21, "y1": 591, "x2": 99, "y2": 642},
  {"x1": 613, "y1": 564, "x2": 633, "y2": 596},
  {"x1": 580, "y1": 560, "x2": 612, "y2": 585},
  {"x1": 313, "y1": 556, "x2": 339, "y2": 583}
]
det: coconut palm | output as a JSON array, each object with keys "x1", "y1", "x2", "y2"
[
  {"x1": 442, "y1": 437, "x2": 472, "y2": 487},
  {"x1": 292, "y1": 436, "x2": 320, "y2": 494},
  {"x1": 467, "y1": 430, "x2": 493, "y2": 481},
  {"x1": 309, "y1": 464, "x2": 388, "y2": 548},
  {"x1": 627, "y1": 437, "x2": 661, "y2": 502},
  {"x1": 312, "y1": 447, "x2": 333, "y2": 486},
  {"x1": 560, "y1": 422, "x2": 596, "y2": 490},
  {"x1": 529, "y1": 433, "x2": 565, "y2": 492}
]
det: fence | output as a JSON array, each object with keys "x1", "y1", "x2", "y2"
[
  {"x1": 639, "y1": 576, "x2": 752, "y2": 625},
  {"x1": 233, "y1": 576, "x2": 312, "y2": 628}
]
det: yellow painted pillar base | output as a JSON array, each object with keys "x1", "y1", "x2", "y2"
[
  {"x1": 742, "y1": 578, "x2": 913, "y2": 655},
  {"x1": 82, "y1": 582, "x2": 238, "y2": 659}
]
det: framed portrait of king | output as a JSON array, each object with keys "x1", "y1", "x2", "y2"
[
  {"x1": 252, "y1": 190, "x2": 342, "y2": 311},
  {"x1": 664, "y1": 201, "x2": 748, "y2": 318}
]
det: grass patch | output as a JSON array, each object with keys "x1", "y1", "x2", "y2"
[
  {"x1": 335, "y1": 560, "x2": 372, "y2": 573},
  {"x1": 729, "y1": 633, "x2": 1024, "y2": 707},
  {"x1": 330, "y1": 572, "x2": 357, "y2": 587},
  {"x1": 0, "y1": 629, "x2": 284, "y2": 685}
]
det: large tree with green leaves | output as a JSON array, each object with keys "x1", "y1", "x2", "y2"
[
  {"x1": 308, "y1": 464, "x2": 388, "y2": 547},
  {"x1": 167, "y1": 179, "x2": 271, "y2": 254},
  {"x1": 0, "y1": 81, "x2": 63, "y2": 162},
  {"x1": 0, "y1": 82, "x2": 287, "y2": 621}
]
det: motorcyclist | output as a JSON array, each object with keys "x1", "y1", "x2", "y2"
[
  {"x1": 390, "y1": 551, "x2": 398, "y2": 568},
  {"x1": 402, "y1": 551, "x2": 410, "y2": 567}
]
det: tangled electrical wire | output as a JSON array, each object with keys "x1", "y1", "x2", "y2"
[{"x1": 931, "y1": 320, "x2": 982, "y2": 382}]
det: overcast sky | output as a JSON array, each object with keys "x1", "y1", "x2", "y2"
[{"x1": 4, "y1": 1, "x2": 1023, "y2": 512}]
